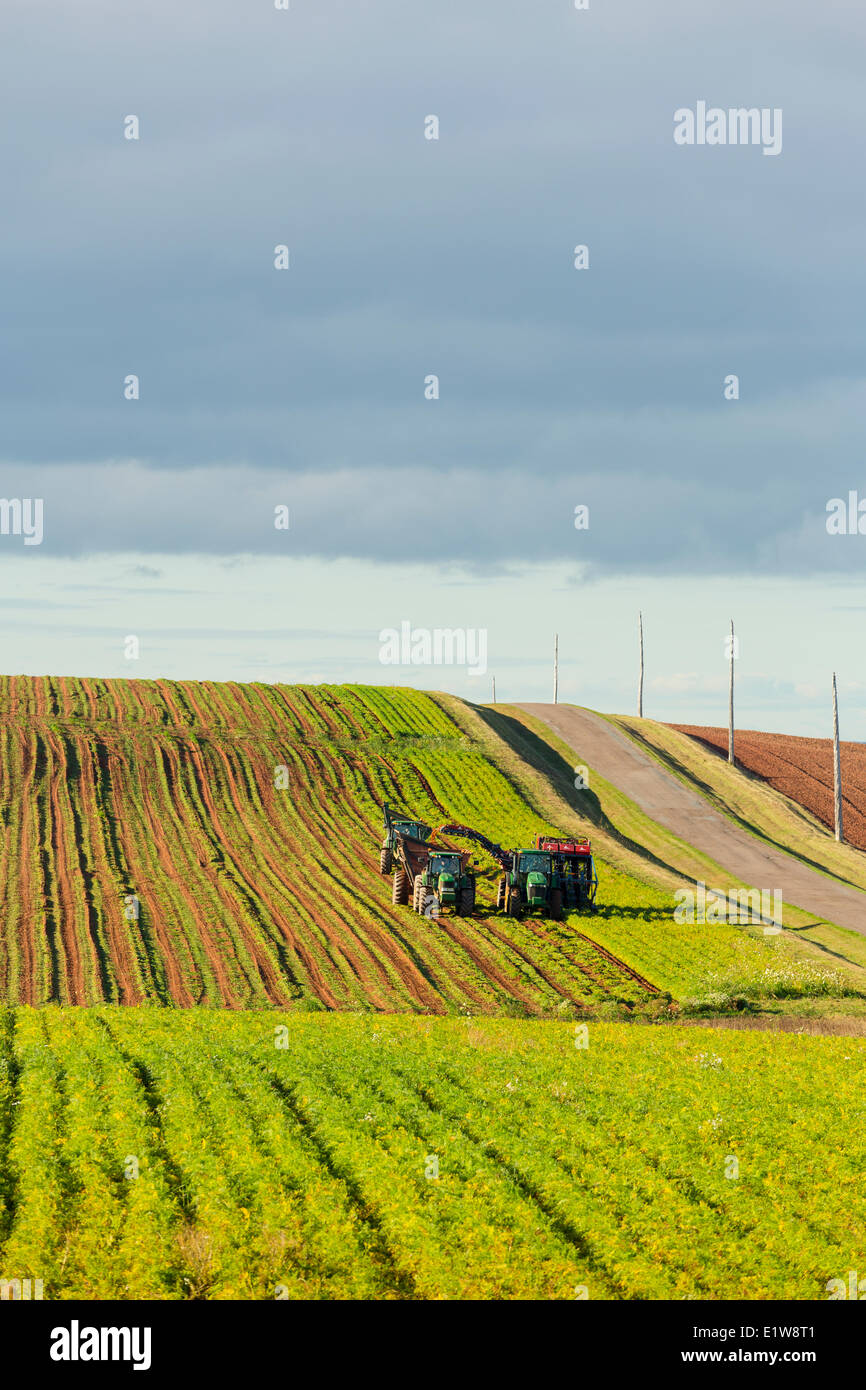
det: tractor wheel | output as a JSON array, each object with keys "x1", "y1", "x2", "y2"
[
  {"x1": 379, "y1": 847, "x2": 393, "y2": 875},
  {"x1": 550, "y1": 888, "x2": 564, "y2": 922},
  {"x1": 457, "y1": 885, "x2": 475, "y2": 917},
  {"x1": 392, "y1": 868, "x2": 409, "y2": 905},
  {"x1": 414, "y1": 879, "x2": 426, "y2": 913},
  {"x1": 496, "y1": 877, "x2": 507, "y2": 911},
  {"x1": 505, "y1": 886, "x2": 522, "y2": 918}
]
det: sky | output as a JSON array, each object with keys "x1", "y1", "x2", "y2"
[{"x1": 2, "y1": 0, "x2": 866, "y2": 736}]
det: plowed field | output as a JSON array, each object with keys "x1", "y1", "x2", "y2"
[
  {"x1": 671, "y1": 724, "x2": 866, "y2": 853},
  {"x1": 0, "y1": 677, "x2": 663, "y2": 1013}
]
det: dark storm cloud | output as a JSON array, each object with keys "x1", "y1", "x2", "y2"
[{"x1": 2, "y1": 0, "x2": 865, "y2": 573}]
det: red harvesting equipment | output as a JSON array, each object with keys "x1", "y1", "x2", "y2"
[
  {"x1": 535, "y1": 834, "x2": 598, "y2": 911},
  {"x1": 535, "y1": 835, "x2": 592, "y2": 856}
]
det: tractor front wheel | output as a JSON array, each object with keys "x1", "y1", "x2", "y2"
[
  {"x1": 457, "y1": 885, "x2": 475, "y2": 917},
  {"x1": 550, "y1": 888, "x2": 564, "y2": 922},
  {"x1": 392, "y1": 868, "x2": 409, "y2": 905},
  {"x1": 496, "y1": 877, "x2": 507, "y2": 911},
  {"x1": 505, "y1": 886, "x2": 522, "y2": 918},
  {"x1": 379, "y1": 847, "x2": 393, "y2": 875}
]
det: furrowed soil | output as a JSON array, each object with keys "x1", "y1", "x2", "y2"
[
  {"x1": 0, "y1": 677, "x2": 672, "y2": 1013},
  {"x1": 1, "y1": 678, "x2": 861, "y2": 1015},
  {"x1": 672, "y1": 724, "x2": 866, "y2": 853}
]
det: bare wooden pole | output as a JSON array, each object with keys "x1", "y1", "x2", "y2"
[
  {"x1": 833, "y1": 672, "x2": 843, "y2": 843},
  {"x1": 728, "y1": 618, "x2": 735, "y2": 765},
  {"x1": 553, "y1": 633, "x2": 559, "y2": 704},
  {"x1": 638, "y1": 612, "x2": 644, "y2": 717}
]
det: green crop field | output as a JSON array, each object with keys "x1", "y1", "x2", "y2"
[
  {"x1": 0, "y1": 1008, "x2": 863, "y2": 1301},
  {"x1": 0, "y1": 676, "x2": 854, "y2": 1017},
  {"x1": 1, "y1": 678, "x2": 863, "y2": 1304}
]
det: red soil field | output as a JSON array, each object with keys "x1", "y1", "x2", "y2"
[{"x1": 670, "y1": 724, "x2": 866, "y2": 853}]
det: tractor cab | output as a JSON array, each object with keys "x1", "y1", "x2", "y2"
[
  {"x1": 379, "y1": 802, "x2": 432, "y2": 875},
  {"x1": 427, "y1": 852, "x2": 465, "y2": 905},
  {"x1": 500, "y1": 849, "x2": 559, "y2": 917},
  {"x1": 516, "y1": 850, "x2": 553, "y2": 905},
  {"x1": 394, "y1": 820, "x2": 431, "y2": 842}
]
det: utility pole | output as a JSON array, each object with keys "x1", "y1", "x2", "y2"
[
  {"x1": 492, "y1": 676, "x2": 496, "y2": 705},
  {"x1": 553, "y1": 633, "x2": 559, "y2": 704},
  {"x1": 638, "y1": 611, "x2": 644, "y2": 717},
  {"x1": 833, "y1": 672, "x2": 843, "y2": 843},
  {"x1": 728, "y1": 618, "x2": 735, "y2": 765}
]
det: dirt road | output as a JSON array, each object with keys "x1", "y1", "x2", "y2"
[{"x1": 518, "y1": 704, "x2": 866, "y2": 935}]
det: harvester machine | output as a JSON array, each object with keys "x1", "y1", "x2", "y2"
[
  {"x1": 381, "y1": 806, "x2": 476, "y2": 915},
  {"x1": 379, "y1": 802, "x2": 432, "y2": 876},
  {"x1": 499, "y1": 847, "x2": 563, "y2": 919},
  {"x1": 535, "y1": 835, "x2": 598, "y2": 912}
]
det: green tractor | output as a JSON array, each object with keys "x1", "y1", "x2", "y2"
[
  {"x1": 379, "y1": 802, "x2": 432, "y2": 876},
  {"x1": 412, "y1": 850, "x2": 476, "y2": 917},
  {"x1": 498, "y1": 848, "x2": 564, "y2": 920}
]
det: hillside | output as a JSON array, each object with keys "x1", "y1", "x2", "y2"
[
  {"x1": 0, "y1": 677, "x2": 855, "y2": 1015},
  {"x1": 672, "y1": 723, "x2": 866, "y2": 853}
]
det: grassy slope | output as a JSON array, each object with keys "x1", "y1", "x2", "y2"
[
  {"x1": 463, "y1": 699, "x2": 866, "y2": 1004},
  {"x1": 605, "y1": 715, "x2": 866, "y2": 969},
  {"x1": 1, "y1": 1007, "x2": 863, "y2": 1301}
]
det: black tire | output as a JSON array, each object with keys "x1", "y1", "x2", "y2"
[
  {"x1": 392, "y1": 868, "x2": 409, "y2": 905},
  {"x1": 496, "y1": 877, "x2": 507, "y2": 911},
  {"x1": 505, "y1": 886, "x2": 522, "y2": 918},
  {"x1": 379, "y1": 846, "x2": 393, "y2": 875},
  {"x1": 457, "y1": 885, "x2": 474, "y2": 917},
  {"x1": 550, "y1": 888, "x2": 563, "y2": 922}
]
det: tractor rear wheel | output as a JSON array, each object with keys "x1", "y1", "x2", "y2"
[
  {"x1": 379, "y1": 847, "x2": 393, "y2": 875},
  {"x1": 550, "y1": 888, "x2": 564, "y2": 921},
  {"x1": 392, "y1": 868, "x2": 409, "y2": 905}
]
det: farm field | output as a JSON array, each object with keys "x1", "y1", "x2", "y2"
[
  {"x1": 671, "y1": 723, "x2": 866, "y2": 855},
  {"x1": 0, "y1": 1008, "x2": 863, "y2": 1301},
  {"x1": 0, "y1": 676, "x2": 853, "y2": 1016}
]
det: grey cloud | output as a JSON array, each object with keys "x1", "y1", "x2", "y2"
[{"x1": 3, "y1": 0, "x2": 866, "y2": 576}]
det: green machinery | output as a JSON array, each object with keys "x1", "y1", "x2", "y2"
[
  {"x1": 411, "y1": 850, "x2": 476, "y2": 917},
  {"x1": 378, "y1": 802, "x2": 432, "y2": 876}
]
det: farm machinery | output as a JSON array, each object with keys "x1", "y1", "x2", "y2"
[
  {"x1": 378, "y1": 805, "x2": 598, "y2": 920},
  {"x1": 535, "y1": 835, "x2": 598, "y2": 912},
  {"x1": 378, "y1": 802, "x2": 432, "y2": 876},
  {"x1": 411, "y1": 849, "x2": 476, "y2": 916},
  {"x1": 439, "y1": 823, "x2": 597, "y2": 918},
  {"x1": 381, "y1": 806, "x2": 476, "y2": 915}
]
